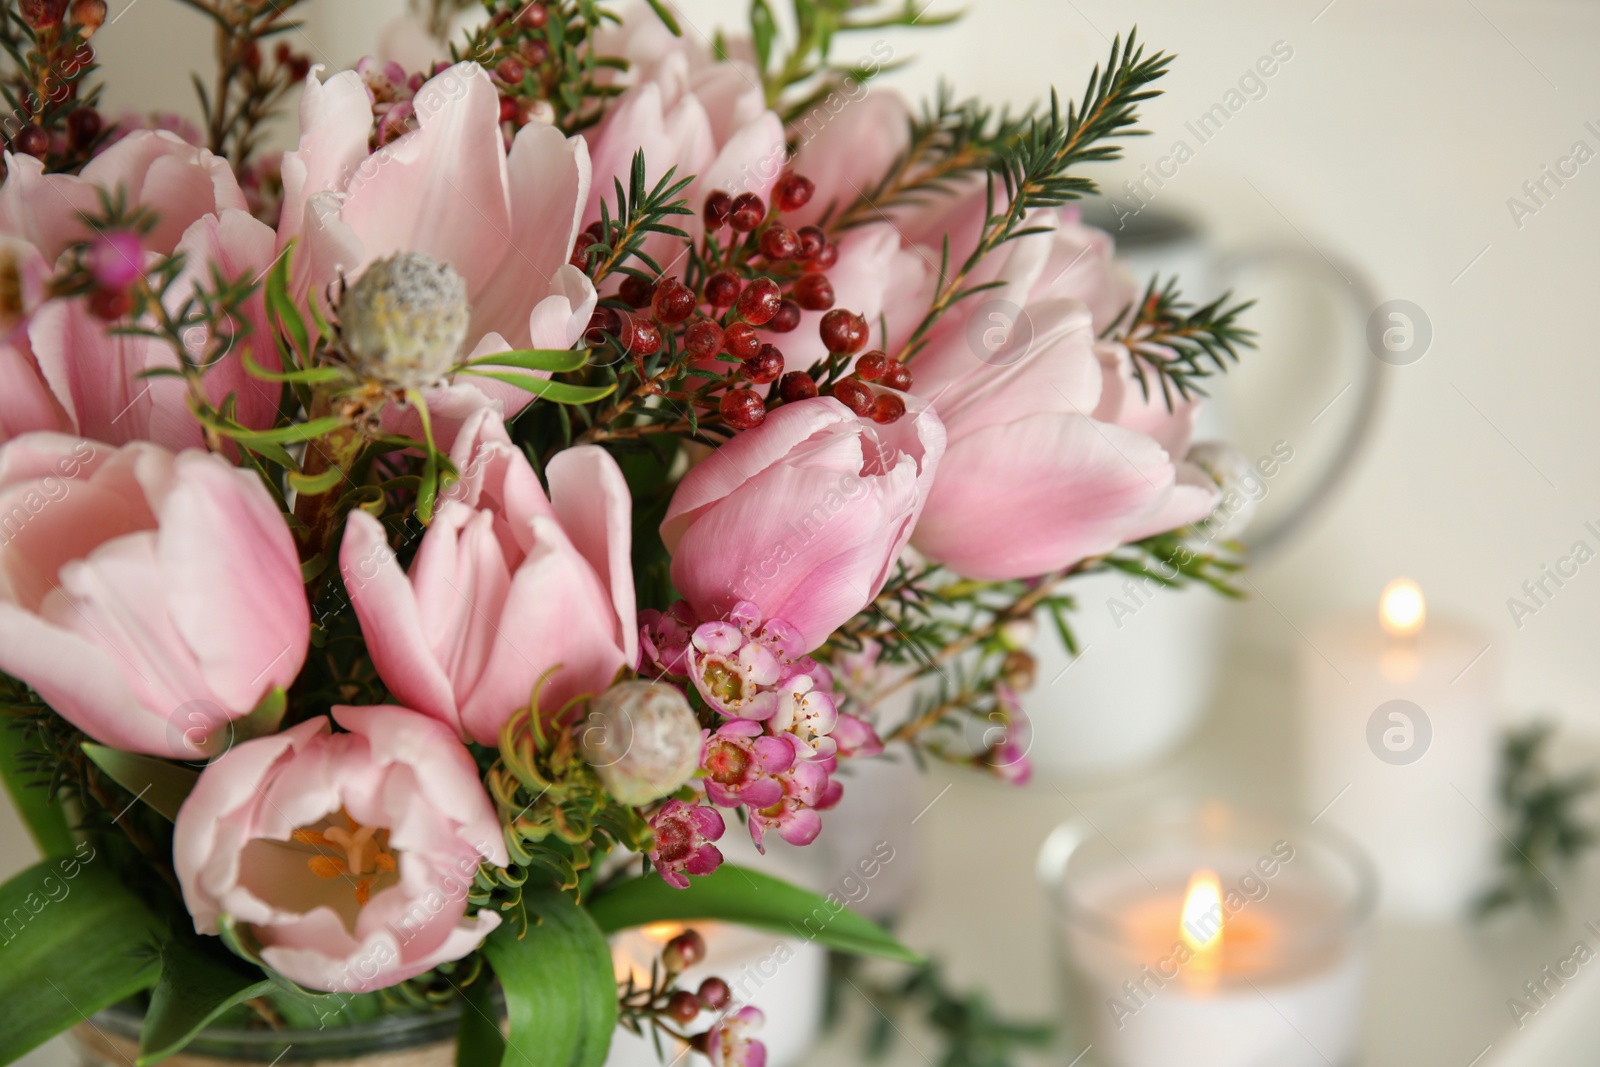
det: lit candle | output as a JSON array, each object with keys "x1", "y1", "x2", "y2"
[
  {"x1": 606, "y1": 920, "x2": 826, "y2": 1067},
  {"x1": 1040, "y1": 802, "x2": 1373, "y2": 1067},
  {"x1": 1298, "y1": 580, "x2": 1499, "y2": 917}
]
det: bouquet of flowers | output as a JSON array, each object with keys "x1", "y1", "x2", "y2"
[{"x1": 0, "y1": 1, "x2": 1255, "y2": 1064}]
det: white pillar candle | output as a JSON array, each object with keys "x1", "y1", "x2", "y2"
[
  {"x1": 1297, "y1": 579, "x2": 1499, "y2": 917},
  {"x1": 1040, "y1": 803, "x2": 1374, "y2": 1067},
  {"x1": 606, "y1": 921, "x2": 826, "y2": 1067}
]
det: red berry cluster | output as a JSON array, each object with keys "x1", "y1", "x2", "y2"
[
  {"x1": 479, "y1": 2, "x2": 553, "y2": 131},
  {"x1": 579, "y1": 172, "x2": 920, "y2": 437}
]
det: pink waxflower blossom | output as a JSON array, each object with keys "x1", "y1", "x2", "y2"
[
  {"x1": 84, "y1": 231, "x2": 143, "y2": 291},
  {"x1": 748, "y1": 747, "x2": 830, "y2": 850},
  {"x1": 764, "y1": 673, "x2": 839, "y2": 759},
  {"x1": 340, "y1": 410, "x2": 636, "y2": 745},
  {"x1": 701, "y1": 720, "x2": 793, "y2": 810},
  {"x1": 648, "y1": 799, "x2": 726, "y2": 890},
  {"x1": 0, "y1": 433, "x2": 309, "y2": 758},
  {"x1": 981, "y1": 685, "x2": 1033, "y2": 786},
  {"x1": 661, "y1": 396, "x2": 945, "y2": 653},
  {"x1": 639, "y1": 600, "x2": 696, "y2": 676},
  {"x1": 686, "y1": 619, "x2": 781, "y2": 719},
  {"x1": 829, "y1": 712, "x2": 885, "y2": 760},
  {"x1": 173, "y1": 705, "x2": 507, "y2": 994},
  {"x1": 705, "y1": 1005, "x2": 768, "y2": 1067}
]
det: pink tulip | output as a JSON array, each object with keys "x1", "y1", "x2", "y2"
[
  {"x1": 340, "y1": 410, "x2": 636, "y2": 745},
  {"x1": 661, "y1": 395, "x2": 945, "y2": 652},
  {"x1": 173, "y1": 705, "x2": 508, "y2": 994},
  {"x1": 582, "y1": 26, "x2": 784, "y2": 238},
  {"x1": 281, "y1": 63, "x2": 596, "y2": 360},
  {"x1": 0, "y1": 433, "x2": 309, "y2": 758},
  {"x1": 0, "y1": 335, "x2": 70, "y2": 440},
  {"x1": 0, "y1": 131, "x2": 246, "y2": 262},
  {"x1": 786, "y1": 88, "x2": 913, "y2": 229},
  {"x1": 25, "y1": 208, "x2": 282, "y2": 452},
  {"x1": 0, "y1": 132, "x2": 282, "y2": 450},
  {"x1": 897, "y1": 201, "x2": 1217, "y2": 580}
]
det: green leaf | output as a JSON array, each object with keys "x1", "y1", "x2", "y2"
[
  {"x1": 483, "y1": 890, "x2": 616, "y2": 1067},
  {"x1": 589, "y1": 866, "x2": 921, "y2": 964},
  {"x1": 234, "y1": 687, "x2": 287, "y2": 745},
  {"x1": 139, "y1": 932, "x2": 272, "y2": 1065},
  {"x1": 643, "y1": 0, "x2": 681, "y2": 35},
  {"x1": 457, "y1": 977, "x2": 506, "y2": 1067},
  {"x1": 0, "y1": 717, "x2": 74, "y2": 857},
  {"x1": 750, "y1": 0, "x2": 776, "y2": 73},
  {"x1": 287, "y1": 464, "x2": 347, "y2": 496},
  {"x1": 458, "y1": 370, "x2": 616, "y2": 405},
  {"x1": 465, "y1": 348, "x2": 589, "y2": 374},
  {"x1": 225, "y1": 415, "x2": 349, "y2": 446},
  {"x1": 0, "y1": 849, "x2": 163, "y2": 1062},
  {"x1": 81, "y1": 744, "x2": 199, "y2": 822},
  {"x1": 264, "y1": 244, "x2": 309, "y2": 363},
  {"x1": 242, "y1": 353, "x2": 346, "y2": 385}
]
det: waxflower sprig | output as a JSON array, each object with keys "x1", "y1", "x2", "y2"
[
  {"x1": 898, "y1": 31, "x2": 1172, "y2": 364},
  {"x1": 172, "y1": 0, "x2": 314, "y2": 168},
  {"x1": 1111, "y1": 274, "x2": 1258, "y2": 411},
  {"x1": 826, "y1": 83, "x2": 1034, "y2": 232},
  {"x1": 452, "y1": 0, "x2": 680, "y2": 135},
  {"x1": 0, "y1": 0, "x2": 106, "y2": 172}
]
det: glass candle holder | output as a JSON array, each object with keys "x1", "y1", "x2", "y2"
[{"x1": 1037, "y1": 799, "x2": 1376, "y2": 1067}]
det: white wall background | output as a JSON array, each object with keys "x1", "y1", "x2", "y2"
[{"x1": 85, "y1": 0, "x2": 1600, "y2": 719}]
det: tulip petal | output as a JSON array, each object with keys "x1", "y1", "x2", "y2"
[
  {"x1": 0, "y1": 600, "x2": 160, "y2": 753},
  {"x1": 661, "y1": 398, "x2": 857, "y2": 549},
  {"x1": 457, "y1": 527, "x2": 627, "y2": 744},
  {"x1": 160, "y1": 453, "x2": 308, "y2": 710},
  {"x1": 29, "y1": 298, "x2": 201, "y2": 450},
  {"x1": 913, "y1": 412, "x2": 1176, "y2": 580},
  {"x1": 279, "y1": 68, "x2": 376, "y2": 252},
  {"x1": 340, "y1": 509, "x2": 461, "y2": 731},
  {"x1": 546, "y1": 444, "x2": 638, "y2": 667},
  {"x1": 336, "y1": 705, "x2": 509, "y2": 865},
  {"x1": 337, "y1": 64, "x2": 511, "y2": 300},
  {"x1": 171, "y1": 209, "x2": 283, "y2": 433},
  {"x1": 80, "y1": 131, "x2": 248, "y2": 255},
  {"x1": 470, "y1": 123, "x2": 591, "y2": 349}
]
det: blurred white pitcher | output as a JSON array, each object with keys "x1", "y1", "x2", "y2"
[{"x1": 1024, "y1": 202, "x2": 1383, "y2": 779}]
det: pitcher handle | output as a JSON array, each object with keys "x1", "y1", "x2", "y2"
[{"x1": 1216, "y1": 243, "x2": 1387, "y2": 560}]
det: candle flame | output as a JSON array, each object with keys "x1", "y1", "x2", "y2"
[
  {"x1": 641, "y1": 922, "x2": 685, "y2": 943},
  {"x1": 1179, "y1": 869, "x2": 1225, "y2": 954},
  {"x1": 1380, "y1": 579, "x2": 1425, "y2": 639}
]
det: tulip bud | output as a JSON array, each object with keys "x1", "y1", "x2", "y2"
[
  {"x1": 86, "y1": 231, "x2": 143, "y2": 291},
  {"x1": 1002, "y1": 649, "x2": 1037, "y2": 692},
  {"x1": 340, "y1": 252, "x2": 470, "y2": 391},
  {"x1": 579, "y1": 681, "x2": 702, "y2": 805},
  {"x1": 68, "y1": 0, "x2": 106, "y2": 36},
  {"x1": 662, "y1": 929, "x2": 706, "y2": 973},
  {"x1": 19, "y1": 0, "x2": 67, "y2": 30},
  {"x1": 997, "y1": 615, "x2": 1037, "y2": 651}
]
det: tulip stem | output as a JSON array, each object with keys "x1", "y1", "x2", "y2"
[{"x1": 291, "y1": 396, "x2": 367, "y2": 570}]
